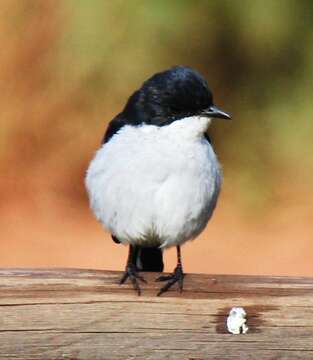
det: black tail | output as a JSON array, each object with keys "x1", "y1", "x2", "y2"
[
  {"x1": 137, "y1": 247, "x2": 164, "y2": 272},
  {"x1": 112, "y1": 235, "x2": 164, "y2": 272}
]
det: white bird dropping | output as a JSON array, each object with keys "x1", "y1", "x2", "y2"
[{"x1": 226, "y1": 307, "x2": 249, "y2": 334}]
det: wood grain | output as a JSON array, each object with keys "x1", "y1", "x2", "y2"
[{"x1": 1, "y1": 268, "x2": 313, "y2": 359}]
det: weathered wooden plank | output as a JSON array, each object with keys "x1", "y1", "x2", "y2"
[{"x1": 0, "y1": 269, "x2": 313, "y2": 359}]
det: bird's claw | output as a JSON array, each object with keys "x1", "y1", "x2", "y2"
[
  {"x1": 156, "y1": 265, "x2": 185, "y2": 296},
  {"x1": 119, "y1": 264, "x2": 146, "y2": 295}
]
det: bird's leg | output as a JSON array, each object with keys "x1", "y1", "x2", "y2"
[
  {"x1": 156, "y1": 246, "x2": 185, "y2": 296},
  {"x1": 119, "y1": 245, "x2": 146, "y2": 295}
]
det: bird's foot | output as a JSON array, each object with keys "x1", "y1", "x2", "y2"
[
  {"x1": 119, "y1": 264, "x2": 146, "y2": 295},
  {"x1": 155, "y1": 265, "x2": 185, "y2": 296}
]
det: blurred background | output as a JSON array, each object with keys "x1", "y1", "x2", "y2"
[{"x1": 0, "y1": 0, "x2": 312, "y2": 275}]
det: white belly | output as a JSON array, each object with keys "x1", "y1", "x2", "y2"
[{"x1": 86, "y1": 117, "x2": 222, "y2": 248}]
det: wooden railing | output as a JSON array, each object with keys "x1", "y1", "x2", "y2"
[{"x1": 0, "y1": 268, "x2": 313, "y2": 359}]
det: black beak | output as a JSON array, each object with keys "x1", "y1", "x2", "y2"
[{"x1": 201, "y1": 105, "x2": 231, "y2": 120}]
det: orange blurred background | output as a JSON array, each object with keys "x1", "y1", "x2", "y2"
[{"x1": 1, "y1": 1, "x2": 312, "y2": 275}]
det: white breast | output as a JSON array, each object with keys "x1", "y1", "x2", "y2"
[{"x1": 85, "y1": 116, "x2": 222, "y2": 248}]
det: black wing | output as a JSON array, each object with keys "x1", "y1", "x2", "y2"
[
  {"x1": 102, "y1": 114, "x2": 127, "y2": 144},
  {"x1": 204, "y1": 132, "x2": 212, "y2": 144}
]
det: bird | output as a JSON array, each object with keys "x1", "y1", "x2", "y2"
[{"x1": 85, "y1": 66, "x2": 231, "y2": 296}]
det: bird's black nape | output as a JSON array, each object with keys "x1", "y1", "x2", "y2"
[
  {"x1": 122, "y1": 66, "x2": 214, "y2": 127},
  {"x1": 102, "y1": 65, "x2": 227, "y2": 144}
]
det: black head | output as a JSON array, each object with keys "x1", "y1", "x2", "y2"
[{"x1": 122, "y1": 66, "x2": 230, "y2": 126}]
